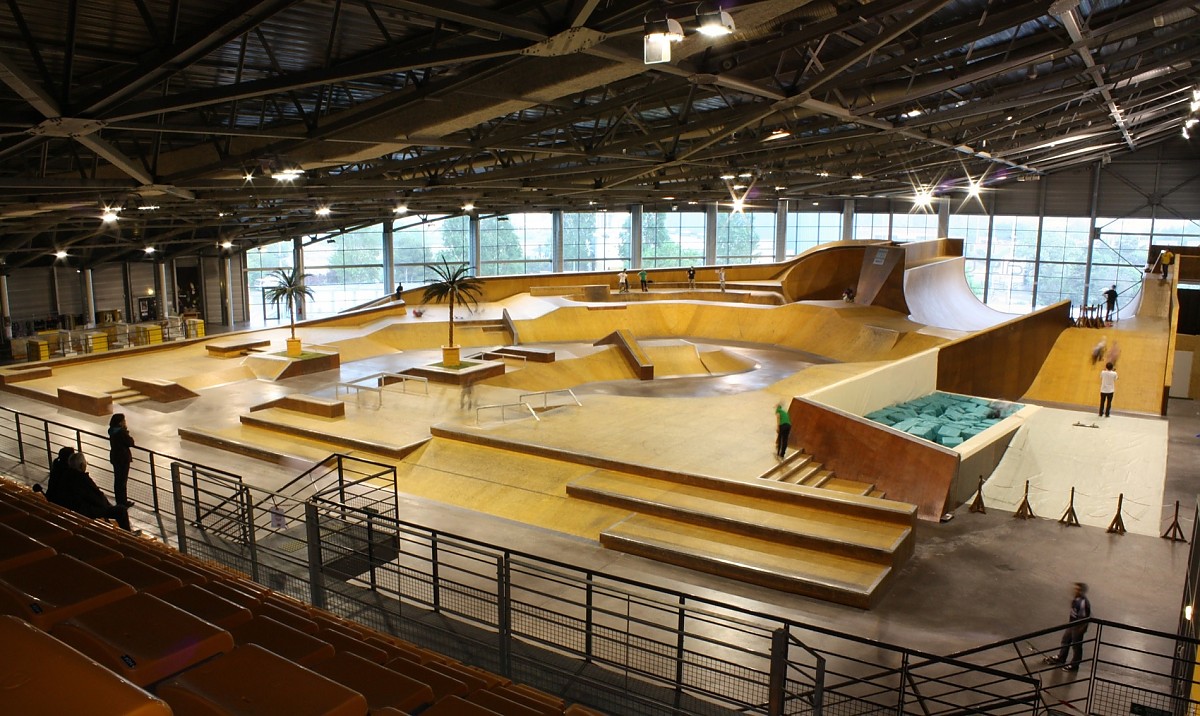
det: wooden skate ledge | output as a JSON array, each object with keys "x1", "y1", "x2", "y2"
[
  {"x1": 251, "y1": 394, "x2": 345, "y2": 418},
  {"x1": 205, "y1": 337, "x2": 272, "y2": 357},
  {"x1": 57, "y1": 385, "x2": 113, "y2": 416}
]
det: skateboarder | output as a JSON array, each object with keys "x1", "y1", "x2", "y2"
[{"x1": 1044, "y1": 582, "x2": 1092, "y2": 672}]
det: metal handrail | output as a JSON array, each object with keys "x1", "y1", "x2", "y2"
[
  {"x1": 518, "y1": 388, "x2": 581, "y2": 409},
  {"x1": 475, "y1": 401, "x2": 539, "y2": 424}
]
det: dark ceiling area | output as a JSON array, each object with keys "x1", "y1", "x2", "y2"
[{"x1": 1, "y1": 0, "x2": 1199, "y2": 269}]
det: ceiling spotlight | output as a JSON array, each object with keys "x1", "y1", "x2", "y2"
[
  {"x1": 54, "y1": 250, "x2": 68, "y2": 259},
  {"x1": 764, "y1": 129, "x2": 791, "y2": 142},
  {"x1": 731, "y1": 197, "x2": 745, "y2": 213},
  {"x1": 462, "y1": 202, "x2": 475, "y2": 213},
  {"x1": 393, "y1": 204, "x2": 408, "y2": 215},
  {"x1": 138, "y1": 204, "x2": 159, "y2": 211},
  {"x1": 966, "y1": 180, "x2": 982, "y2": 198},
  {"x1": 816, "y1": 171, "x2": 830, "y2": 178},
  {"x1": 243, "y1": 171, "x2": 254, "y2": 182},
  {"x1": 851, "y1": 174, "x2": 864, "y2": 180},
  {"x1": 903, "y1": 109, "x2": 923, "y2": 119},
  {"x1": 143, "y1": 246, "x2": 156, "y2": 254},
  {"x1": 913, "y1": 188, "x2": 933, "y2": 208},
  {"x1": 315, "y1": 206, "x2": 331, "y2": 216},
  {"x1": 774, "y1": 186, "x2": 788, "y2": 191},
  {"x1": 643, "y1": 14, "x2": 684, "y2": 65},
  {"x1": 101, "y1": 208, "x2": 120, "y2": 223},
  {"x1": 275, "y1": 167, "x2": 304, "y2": 182},
  {"x1": 738, "y1": 172, "x2": 754, "y2": 178},
  {"x1": 220, "y1": 240, "x2": 233, "y2": 249},
  {"x1": 218, "y1": 211, "x2": 228, "y2": 218},
  {"x1": 696, "y1": 6, "x2": 735, "y2": 37},
  {"x1": 719, "y1": 173, "x2": 736, "y2": 180}
]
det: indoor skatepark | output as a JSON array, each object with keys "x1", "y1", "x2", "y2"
[{"x1": 0, "y1": 238, "x2": 1193, "y2": 711}]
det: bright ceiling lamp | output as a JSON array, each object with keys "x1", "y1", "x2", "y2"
[
  {"x1": 966, "y1": 180, "x2": 982, "y2": 198},
  {"x1": 764, "y1": 129, "x2": 790, "y2": 142},
  {"x1": 643, "y1": 14, "x2": 683, "y2": 64},
  {"x1": 101, "y1": 208, "x2": 120, "y2": 223},
  {"x1": 394, "y1": 204, "x2": 409, "y2": 215},
  {"x1": 696, "y1": 5, "x2": 735, "y2": 37},
  {"x1": 144, "y1": 246, "x2": 156, "y2": 254},
  {"x1": 462, "y1": 201, "x2": 475, "y2": 213},
  {"x1": 730, "y1": 197, "x2": 745, "y2": 213},
  {"x1": 913, "y1": 187, "x2": 934, "y2": 209},
  {"x1": 315, "y1": 205, "x2": 331, "y2": 217},
  {"x1": 275, "y1": 167, "x2": 304, "y2": 182},
  {"x1": 220, "y1": 240, "x2": 233, "y2": 249},
  {"x1": 54, "y1": 250, "x2": 68, "y2": 259}
]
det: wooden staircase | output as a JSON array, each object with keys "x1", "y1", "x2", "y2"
[
  {"x1": 567, "y1": 469, "x2": 915, "y2": 609},
  {"x1": 759, "y1": 450, "x2": 886, "y2": 498},
  {"x1": 106, "y1": 387, "x2": 149, "y2": 406}
]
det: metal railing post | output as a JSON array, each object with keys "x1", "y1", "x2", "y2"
[
  {"x1": 432, "y1": 537, "x2": 441, "y2": 611},
  {"x1": 170, "y1": 462, "x2": 189, "y2": 553},
  {"x1": 148, "y1": 453, "x2": 160, "y2": 512},
  {"x1": 366, "y1": 507, "x2": 378, "y2": 589},
  {"x1": 43, "y1": 422, "x2": 52, "y2": 465},
  {"x1": 242, "y1": 487, "x2": 260, "y2": 582},
  {"x1": 498, "y1": 554, "x2": 512, "y2": 677},
  {"x1": 897, "y1": 651, "x2": 909, "y2": 711},
  {"x1": 305, "y1": 501, "x2": 327, "y2": 610},
  {"x1": 14, "y1": 412, "x2": 25, "y2": 463},
  {"x1": 768, "y1": 628, "x2": 788, "y2": 716},
  {"x1": 337, "y1": 455, "x2": 347, "y2": 505},
  {"x1": 584, "y1": 576, "x2": 594, "y2": 661},
  {"x1": 673, "y1": 598, "x2": 686, "y2": 712}
]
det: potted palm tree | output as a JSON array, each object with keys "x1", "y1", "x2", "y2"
[
  {"x1": 422, "y1": 259, "x2": 482, "y2": 367},
  {"x1": 263, "y1": 267, "x2": 314, "y2": 357}
]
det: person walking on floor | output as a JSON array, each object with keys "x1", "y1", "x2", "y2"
[
  {"x1": 1098, "y1": 361, "x2": 1117, "y2": 417},
  {"x1": 718, "y1": 267, "x2": 726, "y2": 293},
  {"x1": 774, "y1": 404, "x2": 791, "y2": 459},
  {"x1": 1044, "y1": 582, "x2": 1092, "y2": 672},
  {"x1": 638, "y1": 268, "x2": 648, "y2": 292},
  {"x1": 618, "y1": 269, "x2": 629, "y2": 293},
  {"x1": 1103, "y1": 285, "x2": 1118, "y2": 322},
  {"x1": 108, "y1": 413, "x2": 135, "y2": 507},
  {"x1": 687, "y1": 266, "x2": 696, "y2": 290}
]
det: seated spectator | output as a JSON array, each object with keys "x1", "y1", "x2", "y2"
[
  {"x1": 44, "y1": 447, "x2": 75, "y2": 507},
  {"x1": 57, "y1": 453, "x2": 133, "y2": 532}
]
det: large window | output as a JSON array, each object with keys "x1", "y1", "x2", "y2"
[
  {"x1": 1035, "y1": 217, "x2": 1091, "y2": 307},
  {"x1": 983, "y1": 215, "x2": 1038, "y2": 311},
  {"x1": 479, "y1": 213, "x2": 553, "y2": 276},
  {"x1": 302, "y1": 225, "x2": 385, "y2": 317},
  {"x1": 852, "y1": 213, "x2": 891, "y2": 241},
  {"x1": 564, "y1": 210, "x2": 631, "y2": 272},
  {"x1": 715, "y1": 211, "x2": 775, "y2": 264},
  {"x1": 786, "y1": 211, "x2": 841, "y2": 256},
  {"x1": 1092, "y1": 217, "x2": 1152, "y2": 311},
  {"x1": 949, "y1": 214, "x2": 991, "y2": 298},
  {"x1": 393, "y1": 214, "x2": 458, "y2": 286},
  {"x1": 638, "y1": 211, "x2": 705, "y2": 267},
  {"x1": 245, "y1": 240, "x2": 295, "y2": 323},
  {"x1": 890, "y1": 211, "x2": 939, "y2": 243}
]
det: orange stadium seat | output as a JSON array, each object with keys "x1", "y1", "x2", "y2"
[
  {"x1": 311, "y1": 650, "x2": 437, "y2": 713},
  {"x1": 0, "y1": 553, "x2": 135, "y2": 629},
  {"x1": 0, "y1": 522, "x2": 55, "y2": 571},
  {"x1": 230, "y1": 614, "x2": 336, "y2": 666},
  {"x1": 157, "y1": 583, "x2": 254, "y2": 629}
]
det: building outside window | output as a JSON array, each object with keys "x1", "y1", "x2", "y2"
[
  {"x1": 393, "y1": 214, "x2": 457, "y2": 286},
  {"x1": 786, "y1": 211, "x2": 841, "y2": 256},
  {"x1": 851, "y1": 212, "x2": 891, "y2": 241},
  {"x1": 890, "y1": 211, "x2": 939, "y2": 243},
  {"x1": 563, "y1": 210, "x2": 632, "y2": 272},
  {"x1": 302, "y1": 225, "x2": 385, "y2": 317},
  {"x1": 949, "y1": 214, "x2": 991, "y2": 299},
  {"x1": 478, "y1": 213, "x2": 553, "y2": 276},
  {"x1": 1036, "y1": 216, "x2": 1092, "y2": 308},
  {"x1": 245, "y1": 240, "x2": 295, "y2": 323},
  {"x1": 982, "y1": 215, "x2": 1038, "y2": 311},
  {"x1": 637, "y1": 211, "x2": 705, "y2": 267},
  {"x1": 714, "y1": 211, "x2": 775, "y2": 264}
]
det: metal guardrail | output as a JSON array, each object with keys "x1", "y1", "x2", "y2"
[
  {"x1": 0, "y1": 405, "x2": 1194, "y2": 716},
  {"x1": 475, "y1": 401, "x2": 539, "y2": 424},
  {"x1": 335, "y1": 372, "x2": 429, "y2": 409},
  {"x1": 519, "y1": 388, "x2": 581, "y2": 410}
]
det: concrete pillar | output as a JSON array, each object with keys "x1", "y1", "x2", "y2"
[
  {"x1": 155, "y1": 261, "x2": 168, "y2": 318},
  {"x1": 383, "y1": 221, "x2": 395, "y2": 293},
  {"x1": 81, "y1": 268, "x2": 96, "y2": 328},
  {"x1": 775, "y1": 199, "x2": 788, "y2": 261},
  {"x1": 551, "y1": 210, "x2": 564, "y2": 273},
  {"x1": 630, "y1": 204, "x2": 643, "y2": 268},
  {"x1": 293, "y1": 237, "x2": 306, "y2": 320},
  {"x1": 938, "y1": 197, "x2": 950, "y2": 239},
  {"x1": 222, "y1": 254, "x2": 235, "y2": 329},
  {"x1": 0, "y1": 274, "x2": 11, "y2": 340},
  {"x1": 469, "y1": 214, "x2": 480, "y2": 273},
  {"x1": 705, "y1": 203, "x2": 718, "y2": 264},
  {"x1": 842, "y1": 199, "x2": 855, "y2": 241}
]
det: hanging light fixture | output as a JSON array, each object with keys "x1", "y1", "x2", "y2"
[
  {"x1": 695, "y1": 4, "x2": 735, "y2": 37},
  {"x1": 643, "y1": 12, "x2": 683, "y2": 65}
]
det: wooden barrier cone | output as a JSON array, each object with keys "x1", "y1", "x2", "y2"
[
  {"x1": 1106, "y1": 493, "x2": 1127, "y2": 535},
  {"x1": 1014, "y1": 480, "x2": 1035, "y2": 520},
  {"x1": 1162, "y1": 500, "x2": 1188, "y2": 543},
  {"x1": 969, "y1": 477, "x2": 986, "y2": 514},
  {"x1": 1059, "y1": 487, "x2": 1080, "y2": 527}
]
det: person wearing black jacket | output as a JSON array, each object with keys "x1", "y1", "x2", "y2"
[
  {"x1": 1044, "y1": 582, "x2": 1092, "y2": 672},
  {"x1": 58, "y1": 453, "x2": 133, "y2": 531},
  {"x1": 108, "y1": 413, "x2": 135, "y2": 507},
  {"x1": 44, "y1": 446, "x2": 75, "y2": 506}
]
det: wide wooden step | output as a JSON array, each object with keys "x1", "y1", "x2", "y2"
[
  {"x1": 601, "y1": 515, "x2": 891, "y2": 609},
  {"x1": 820, "y1": 478, "x2": 878, "y2": 497},
  {"x1": 568, "y1": 471, "x2": 911, "y2": 563}
]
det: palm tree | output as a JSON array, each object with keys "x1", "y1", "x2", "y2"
[
  {"x1": 263, "y1": 267, "x2": 314, "y2": 341},
  {"x1": 422, "y1": 259, "x2": 483, "y2": 353}
]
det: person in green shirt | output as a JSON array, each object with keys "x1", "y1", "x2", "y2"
[
  {"x1": 774, "y1": 404, "x2": 791, "y2": 459},
  {"x1": 638, "y1": 268, "x2": 648, "y2": 292}
]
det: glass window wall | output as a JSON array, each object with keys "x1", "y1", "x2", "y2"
[
  {"x1": 479, "y1": 213, "x2": 553, "y2": 276},
  {"x1": 715, "y1": 211, "x2": 776, "y2": 264},
  {"x1": 639, "y1": 211, "x2": 705, "y2": 267},
  {"x1": 786, "y1": 211, "x2": 842, "y2": 256},
  {"x1": 563, "y1": 210, "x2": 632, "y2": 272}
]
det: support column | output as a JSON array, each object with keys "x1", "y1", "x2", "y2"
[
  {"x1": 0, "y1": 274, "x2": 11, "y2": 340},
  {"x1": 705, "y1": 202, "x2": 718, "y2": 264},
  {"x1": 842, "y1": 199, "x2": 855, "y2": 241},
  {"x1": 383, "y1": 221, "x2": 395, "y2": 293},
  {"x1": 552, "y1": 210, "x2": 564, "y2": 273},
  {"x1": 775, "y1": 199, "x2": 788, "y2": 261},
  {"x1": 630, "y1": 204, "x2": 643, "y2": 269},
  {"x1": 938, "y1": 197, "x2": 950, "y2": 239},
  {"x1": 222, "y1": 254, "x2": 235, "y2": 329},
  {"x1": 1083, "y1": 161, "x2": 1103, "y2": 308},
  {"x1": 293, "y1": 237, "x2": 306, "y2": 320},
  {"x1": 81, "y1": 268, "x2": 96, "y2": 328},
  {"x1": 469, "y1": 214, "x2": 481, "y2": 274},
  {"x1": 121, "y1": 263, "x2": 133, "y2": 325},
  {"x1": 155, "y1": 261, "x2": 168, "y2": 318}
]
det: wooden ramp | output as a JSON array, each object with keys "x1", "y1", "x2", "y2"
[{"x1": 567, "y1": 470, "x2": 915, "y2": 609}]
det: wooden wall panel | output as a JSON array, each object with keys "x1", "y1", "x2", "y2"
[
  {"x1": 936, "y1": 302, "x2": 1072, "y2": 401},
  {"x1": 789, "y1": 397, "x2": 960, "y2": 521}
]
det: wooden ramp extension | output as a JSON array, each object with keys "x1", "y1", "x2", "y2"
[
  {"x1": 567, "y1": 470, "x2": 915, "y2": 609},
  {"x1": 758, "y1": 450, "x2": 886, "y2": 498}
]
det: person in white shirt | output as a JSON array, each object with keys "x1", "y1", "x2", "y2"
[
  {"x1": 617, "y1": 269, "x2": 628, "y2": 293},
  {"x1": 1098, "y1": 362, "x2": 1117, "y2": 417}
]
